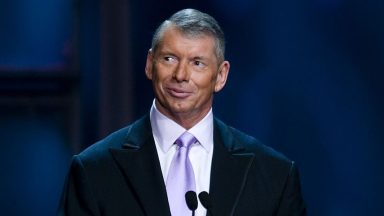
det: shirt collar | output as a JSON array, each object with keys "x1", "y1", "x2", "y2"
[{"x1": 150, "y1": 99, "x2": 214, "y2": 153}]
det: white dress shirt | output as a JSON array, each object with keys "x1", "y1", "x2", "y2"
[{"x1": 150, "y1": 100, "x2": 214, "y2": 216}]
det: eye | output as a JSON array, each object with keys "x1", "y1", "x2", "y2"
[
  {"x1": 193, "y1": 60, "x2": 205, "y2": 68},
  {"x1": 164, "y1": 56, "x2": 176, "y2": 62}
]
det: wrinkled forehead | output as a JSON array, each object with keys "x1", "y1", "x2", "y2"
[
  {"x1": 156, "y1": 24, "x2": 218, "y2": 52},
  {"x1": 158, "y1": 26, "x2": 216, "y2": 55}
]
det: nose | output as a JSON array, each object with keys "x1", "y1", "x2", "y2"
[{"x1": 172, "y1": 61, "x2": 190, "y2": 82}]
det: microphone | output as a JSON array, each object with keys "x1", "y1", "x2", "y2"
[
  {"x1": 198, "y1": 191, "x2": 213, "y2": 216},
  {"x1": 185, "y1": 191, "x2": 198, "y2": 216}
]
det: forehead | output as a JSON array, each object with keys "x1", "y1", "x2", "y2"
[{"x1": 156, "y1": 26, "x2": 217, "y2": 58}]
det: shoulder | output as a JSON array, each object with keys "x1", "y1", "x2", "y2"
[
  {"x1": 214, "y1": 118, "x2": 293, "y2": 168},
  {"x1": 77, "y1": 115, "x2": 150, "y2": 162},
  {"x1": 78, "y1": 126, "x2": 129, "y2": 160},
  {"x1": 231, "y1": 126, "x2": 290, "y2": 162}
]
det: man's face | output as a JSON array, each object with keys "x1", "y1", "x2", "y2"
[{"x1": 145, "y1": 26, "x2": 229, "y2": 126}]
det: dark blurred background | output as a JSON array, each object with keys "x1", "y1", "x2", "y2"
[{"x1": 0, "y1": 0, "x2": 383, "y2": 215}]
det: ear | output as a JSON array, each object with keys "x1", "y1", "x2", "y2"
[
  {"x1": 145, "y1": 49, "x2": 154, "y2": 80},
  {"x1": 214, "y1": 61, "x2": 230, "y2": 92}
]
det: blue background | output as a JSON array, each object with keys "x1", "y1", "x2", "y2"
[{"x1": 0, "y1": 0, "x2": 383, "y2": 215}]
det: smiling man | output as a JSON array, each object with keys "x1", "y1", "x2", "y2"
[
  {"x1": 145, "y1": 23, "x2": 229, "y2": 129},
  {"x1": 58, "y1": 9, "x2": 306, "y2": 216}
]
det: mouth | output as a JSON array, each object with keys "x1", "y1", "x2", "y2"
[{"x1": 166, "y1": 87, "x2": 193, "y2": 99}]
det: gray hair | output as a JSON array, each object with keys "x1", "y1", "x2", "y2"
[{"x1": 151, "y1": 9, "x2": 226, "y2": 63}]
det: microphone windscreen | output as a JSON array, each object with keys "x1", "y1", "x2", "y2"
[
  {"x1": 198, "y1": 191, "x2": 213, "y2": 209},
  {"x1": 185, "y1": 191, "x2": 198, "y2": 211}
]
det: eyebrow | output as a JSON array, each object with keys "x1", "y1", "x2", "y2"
[
  {"x1": 192, "y1": 56, "x2": 206, "y2": 60},
  {"x1": 157, "y1": 49, "x2": 174, "y2": 55},
  {"x1": 156, "y1": 49, "x2": 212, "y2": 62}
]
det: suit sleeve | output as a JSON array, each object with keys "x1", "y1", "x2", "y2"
[
  {"x1": 276, "y1": 162, "x2": 307, "y2": 216},
  {"x1": 57, "y1": 156, "x2": 100, "y2": 216}
]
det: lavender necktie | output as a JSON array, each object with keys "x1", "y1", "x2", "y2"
[{"x1": 166, "y1": 131, "x2": 197, "y2": 216}]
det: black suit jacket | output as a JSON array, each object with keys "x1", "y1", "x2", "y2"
[{"x1": 58, "y1": 115, "x2": 306, "y2": 215}]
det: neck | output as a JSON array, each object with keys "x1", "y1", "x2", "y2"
[
  {"x1": 155, "y1": 101, "x2": 211, "y2": 130},
  {"x1": 170, "y1": 110, "x2": 210, "y2": 130}
]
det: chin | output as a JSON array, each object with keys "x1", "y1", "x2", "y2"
[
  {"x1": 169, "y1": 105, "x2": 190, "y2": 113},
  {"x1": 167, "y1": 103, "x2": 194, "y2": 113}
]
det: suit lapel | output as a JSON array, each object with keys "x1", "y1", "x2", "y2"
[
  {"x1": 107, "y1": 115, "x2": 254, "y2": 216},
  {"x1": 109, "y1": 116, "x2": 171, "y2": 216},
  {"x1": 209, "y1": 118, "x2": 255, "y2": 216}
]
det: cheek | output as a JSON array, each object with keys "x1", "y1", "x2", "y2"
[
  {"x1": 152, "y1": 73, "x2": 170, "y2": 93},
  {"x1": 153, "y1": 65, "x2": 173, "y2": 81},
  {"x1": 194, "y1": 74, "x2": 217, "y2": 90},
  {"x1": 195, "y1": 74, "x2": 216, "y2": 88},
  {"x1": 151, "y1": 67, "x2": 164, "y2": 83}
]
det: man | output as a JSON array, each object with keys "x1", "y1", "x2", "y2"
[{"x1": 58, "y1": 8, "x2": 306, "y2": 216}]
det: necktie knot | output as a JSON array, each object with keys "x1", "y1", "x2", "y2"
[{"x1": 176, "y1": 131, "x2": 196, "y2": 148}]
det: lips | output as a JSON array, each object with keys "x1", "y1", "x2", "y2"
[{"x1": 166, "y1": 87, "x2": 193, "y2": 98}]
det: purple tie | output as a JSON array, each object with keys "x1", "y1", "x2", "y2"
[{"x1": 166, "y1": 131, "x2": 197, "y2": 216}]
